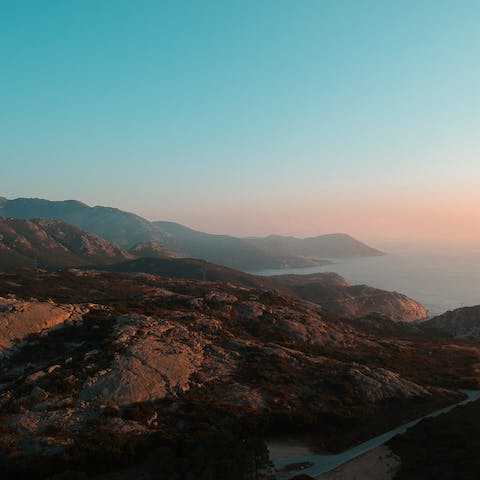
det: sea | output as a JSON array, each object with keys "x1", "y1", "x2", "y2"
[{"x1": 252, "y1": 249, "x2": 480, "y2": 317}]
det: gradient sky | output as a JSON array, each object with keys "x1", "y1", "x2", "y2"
[{"x1": 1, "y1": 1, "x2": 479, "y2": 247}]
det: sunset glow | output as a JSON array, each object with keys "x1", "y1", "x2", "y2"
[{"x1": 2, "y1": 1, "x2": 479, "y2": 248}]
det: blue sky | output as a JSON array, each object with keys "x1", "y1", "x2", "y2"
[{"x1": 1, "y1": 1, "x2": 479, "y2": 245}]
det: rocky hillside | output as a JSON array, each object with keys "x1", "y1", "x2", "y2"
[
  {"x1": 0, "y1": 269, "x2": 476, "y2": 479},
  {"x1": 423, "y1": 305, "x2": 480, "y2": 339},
  {"x1": 0, "y1": 197, "x2": 167, "y2": 248},
  {"x1": 262, "y1": 272, "x2": 427, "y2": 321},
  {"x1": 0, "y1": 217, "x2": 133, "y2": 268},
  {"x1": 97, "y1": 259, "x2": 428, "y2": 321}
]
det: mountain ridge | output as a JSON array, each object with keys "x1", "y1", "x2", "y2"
[
  {"x1": 1, "y1": 196, "x2": 383, "y2": 270},
  {"x1": 0, "y1": 217, "x2": 133, "y2": 268}
]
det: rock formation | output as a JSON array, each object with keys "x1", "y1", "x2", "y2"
[
  {"x1": 269, "y1": 273, "x2": 428, "y2": 321},
  {"x1": 0, "y1": 296, "x2": 87, "y2": 354},
  {"x1": 423, "y1": 305, "x2": 480, "y2": 339}
]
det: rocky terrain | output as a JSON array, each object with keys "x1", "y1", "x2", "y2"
[
  {"x1": 259, "y1": 273, "x2": 427, "y2": 321},
  {"x1": 94, "y1": 259, "x2": 429, "y2": 322},
  {"x1": 0, "y1": 217, "x2": 133, "y2": 268},
  {"x1": 423, "y1": 305, "x2": 480, "y2": 339},
  {"x1": 0, "y1": 268, "x2": 477, "y2": 479}
]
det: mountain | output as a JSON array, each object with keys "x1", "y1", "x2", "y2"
[
  {"x1": 155, "y1": 222, "x2": 382, "y2": 269},
  {"x1": 0, "y1": 197, "x2": 167, "y2": 248},
  {"x1": 0, "y1": 217, "x2": 133, "y2": 268},
  {"x1": 153, "y1": 221, "x2": 330, "y2": 270},
  {"x1": 246, "y1": 233, "x2": 384, "y2": 259},
  {"x1": 422, "y1": 305, "x2": 480, "y2": 339},
  {"x1": 0, "y1": 197, "x2": 382, "y2": 270},
  {"x1": 267, "y1": 272, "x2": 428, "y2": 321},
  {"x1": 0, "y1": 198, "x2": 318, "y2": 269}
]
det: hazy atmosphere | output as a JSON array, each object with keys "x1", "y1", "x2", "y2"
[{"x1": 2, "y1": 1, "x2": 480, "y2": 246}]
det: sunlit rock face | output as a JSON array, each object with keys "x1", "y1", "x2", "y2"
[
  {"x1": 0, "y1": 296, "x2": 87, "y2": 354},
  {"x1": 79, "y1": 315, "x2": 205, "y2": 406}
]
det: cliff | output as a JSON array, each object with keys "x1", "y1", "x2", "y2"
[{"x1": 269, "y1": 273, "x2": 428, "y2": 321}]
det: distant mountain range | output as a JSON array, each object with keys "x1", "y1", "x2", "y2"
[
  {"x1": 0, "y1": 196, "x2": 382, "y2": 270},
  {"x1": 245, "y1": 233, "x2": 383, "y2": 260}
]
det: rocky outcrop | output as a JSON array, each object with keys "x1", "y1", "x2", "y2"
[
  {"x1": 423, "y1": 305, "x2": 480, "y2": 339},
  {"x1": 270, "y1": 273, "x2": 427, "y2": 322},
  {"x1": 0, "y1": 296, "x2": 87, "y2": 354},
  {"x1": 349, "y1": 365, "x2": 431, "y2": 403},
  {"x1": 79, "y1": 315, "x2": 205, "y2": 406}
]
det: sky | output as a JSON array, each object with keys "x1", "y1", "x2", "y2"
[{"x1": 1, "y1": 0, "x2": 479, "y2": 248}]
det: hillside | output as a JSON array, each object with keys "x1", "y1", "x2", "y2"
[
  {"x1": 153, "y1": 221, "x2": 300, "y2": 270},
  {"x1": 0, "y1": 217, "x2": 133, "y2": 268},
  {"x1": 95, "y1": 256, "x2": 276, "y2": 290},
  {"x1": 0, "y1": 268, "x2": 475, "y2": 480},
  {"x1": 0, "y1": 197, "x2": 167, "y2": 248},
  {"x1": 96, "y1": 258, "x2": 428, "y2": 322},
  {"x1": 422, "y1": 305, "x2": 480, "y2": 339},
  {"x1": 269, "y1": 273, "x2": 428, "y2": 322},
  {"x1": 246, "y1": 233, "x2": 383, "y2": 259}
]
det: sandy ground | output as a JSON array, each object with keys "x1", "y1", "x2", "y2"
[
  {"x1": 316, "y1": 446, "x2": 400, "y2": 480},
  {"x1": 267, "y1": 437, "x2": 318, "y2": 461}
]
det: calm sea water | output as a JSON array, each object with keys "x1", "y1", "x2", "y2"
[{"x1": 253, "y1": 250, "x2": 480, "y2": 317}]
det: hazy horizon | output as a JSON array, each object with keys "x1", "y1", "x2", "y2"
[
  {"x1": 3, "y1": 194, "x2": 480, "y2": 253},
  {"x1": 2, "y1": 1, "x2": 479, "y2": 249}
]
